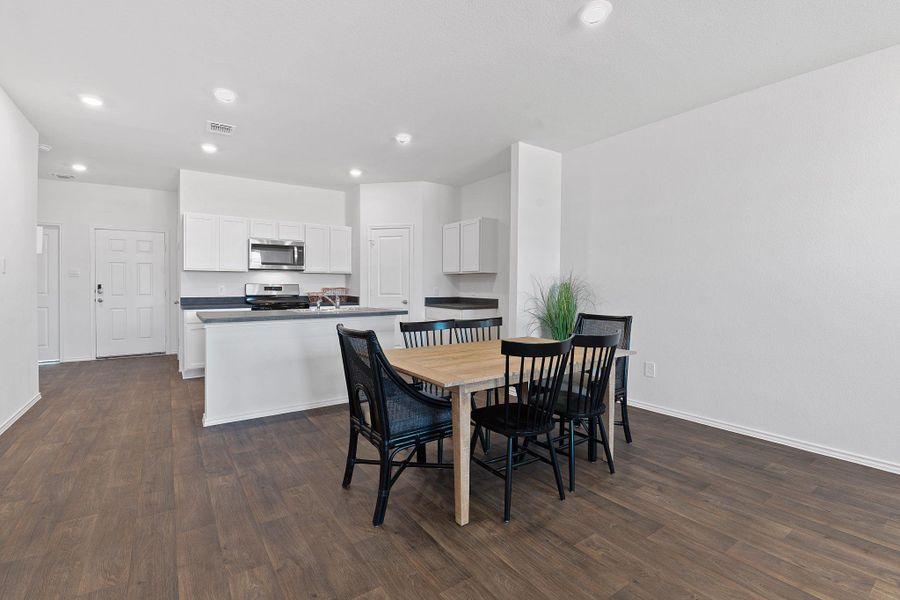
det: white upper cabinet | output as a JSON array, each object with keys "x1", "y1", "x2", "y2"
[
  {"x1": 185, "y1": 213, "x2": 351, "y2": 273},
  {"x1": 329, "y1": 226, "x2": 352, "y2": 273},
  {"x1": 184, "y1": 213, "x2": 248, "y2": 272},
  {"x1": 442, "y1": 223, "x2": 461, "y2": 273},
  {"x1": 443, "y1": 217, "x2": 496, "y2": 274},
  {"x1": 460, "y1": 219, "x2": 481, "y2": 272},
  {"x1": 304, "y1": 224, "x2": 330, "y2": 273},
  {"x1": 184, "y1": 213, "x2": 219, "y2": 271},
  {"x1": 218, "y1": 216, "x2": 248, "y2": 271},
  {"x1": 249, "y1": 219, "x2": 277, "y2": 239},
  {"x1": 278, "y1": 221, "x2": 304, "y2": 242}
]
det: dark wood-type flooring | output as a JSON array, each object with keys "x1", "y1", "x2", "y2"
[{"x1": 0, "y1": 356, "x2": 898, "y2": 599}]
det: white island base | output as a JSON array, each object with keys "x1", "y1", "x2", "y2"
[{"x1": 201, "y1": 312, "x2": 400, "y2": 427}]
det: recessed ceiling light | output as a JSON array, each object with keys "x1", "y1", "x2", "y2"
[
  {"x1": 79, "y1": 94, "x2": 104, "y2": 107},
  {"x1": 71, "y1": 163, "x2": 87, "y2": 172},
  {"x1": 201, "y1": 143, "x2": 218, "y2": 154},
  {"x1": 213, "y1": 88, "x2": 237, "y2": 103},
  {"x1": 395, "y1": 132, "x2": 412, "y2": 145},
  {"x1": 579, "y1": 0, "x2": 613, "y2": 25},
  {"x1": 38, "y1": 143, "x2": 52, "y2": 152},
  {"x1": 349, "y1": 168, "x2": 362, "y2": 178}
]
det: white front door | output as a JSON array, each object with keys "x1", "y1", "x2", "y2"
[
  {"x1": 37, "y1": 225, "x2": 60, "y2": 362},
  {"x1": 95, "y1": 229, "x2": 167, "y2": 357},
  {"x1": 368, "y1": 227, "x2": 410, "y2": 309}
]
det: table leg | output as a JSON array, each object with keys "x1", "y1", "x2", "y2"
[
  {"x1": 451, "y1": 386, "x2": 472, "y2": 526},
  {"x1": 605, "y1": 360, "x2": 616, "y2": 461}
]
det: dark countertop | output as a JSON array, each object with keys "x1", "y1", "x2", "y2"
[
  {"x1": 181, "y1": 295, "x2": 361, "y2": 311},
  {"x1": 424, "y1": 296, "x2": 499, "y2": 310},
  {"x1": 198, "y1": 307, "x2": 407, "y2": 324},
  {"x1": 181, "y1": 297, "x2": 250, "y2": 310}
]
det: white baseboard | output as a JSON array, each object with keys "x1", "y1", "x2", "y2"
[
  {"x1": 0, "y1": 393, "x2": 41, "y2": 437},
  {"x1": 629, "y1": 399, "x2": 900, "y2": 475},
  {"x1": 202, "y1": 396, "x2": 347, "y2": 427},
  {"x1": 61, "y1": 356, "x2": 95, "y2": 363}
]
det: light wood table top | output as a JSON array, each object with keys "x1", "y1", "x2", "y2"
[{"x1": 385, "y1": 337, "x2": 636, "y2": 388}]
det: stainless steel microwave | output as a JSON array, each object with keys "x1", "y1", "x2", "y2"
[{"x1": 248, "y1": 238, "x2": 305, "y2": 271}]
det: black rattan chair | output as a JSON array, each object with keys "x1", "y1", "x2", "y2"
[
  {"x1": 470, "y1": 337, "x2": 572, "y2": 522},
  {"x1": 574, "y1": 314, "x2": 633, "y2": 443},
  {"x1": 336, "y1": 324, "x2": 453, "y2": 527},
  {"x1": 453, "y1": 317, "x2": 503, "y2": 453},
  {"x1": 550, "y1": 332, "x2": 620, "y2": 491}
]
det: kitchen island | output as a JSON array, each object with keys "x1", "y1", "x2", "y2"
[{"x1": 198, "y1": 307, "x2": 406, "y2": 426}]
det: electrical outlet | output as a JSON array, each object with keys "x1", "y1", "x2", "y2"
[{"x1": 643, "y1": 361, "x2": 656, "y2": 378}]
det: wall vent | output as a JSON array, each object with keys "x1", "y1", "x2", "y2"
[
  {"x1": 206, "y1": 120, "x2": 235, "y2": 136},
  {"x1": 50, "y1": 173, "x2": 76, "y2": 180}
]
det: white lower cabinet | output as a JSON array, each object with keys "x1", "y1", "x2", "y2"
[{"x1": 180, "y1": 308, "x2": 251, "y2": 378}]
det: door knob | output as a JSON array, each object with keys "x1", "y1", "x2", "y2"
[
  {"x1": 401, "y1": 299, "x2": 408, "y2": 305},
  {"x1": 97, "y1": 298, "x2": 103, "y2": 303}
]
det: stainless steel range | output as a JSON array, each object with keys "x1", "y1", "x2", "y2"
[{"x1": 244, "y1": 283, "x2": 310, "y2": 311}]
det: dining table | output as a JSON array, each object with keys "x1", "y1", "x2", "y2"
[{"x1": 383, "y1": 336, "x2": 637, "y2": 526}]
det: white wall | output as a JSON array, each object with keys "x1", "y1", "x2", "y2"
[
  {"x1": 356, "y1": 181, "x2": 458, "y2": 320},
  {"x1": 37, "y1": 179, "x2": 179, "y2": 359},
  {"x1": 178, "y1": 170, "x2": 348, "y2": 296},
  {"x1": 459, "y1": 172, "x2": 511, "y2": 332},
  {"x1": 561, "y1": 46, "x2": 900, "y2": 472},
  {"x1": 0, "y1": 85, "x2": 40, "y2": 433},
  {"x1": 510, "y1": 142, "x2": 562, "y2": 336}
]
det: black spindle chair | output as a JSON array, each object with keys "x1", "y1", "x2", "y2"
[
  {"x1": 453, "y1": 317, "x2": 502, "y2": 343},
  {"x1": 548, "y1": 332, "x2": 620, "y2": 491},
  {"x1": 574, "y1": 314, "x2": 634, "y2": 443},
  {"x1": 336, "y1": 324, "x2": 453, "y2": 527},
  {"x1": 399, "y1": 319, "x2": 454, "y2": 462},
  {"x1": 470, "y1": 337, "x2": 572, "y2": 522},
  {"x1": 453, "y1": 317, "x2": 503, "y2": 453}
]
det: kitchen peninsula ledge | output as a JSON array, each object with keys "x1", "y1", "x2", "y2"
[
  {"x1": 201, "y1": 307, "x2": 405, "y2": 427},
  {"x1": 197, "y1": 306, "x2": 407, "y2": 323}
]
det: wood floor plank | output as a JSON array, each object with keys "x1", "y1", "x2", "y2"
[{"x1": 0, "y1": 355, "x2": 892, "y2": 600}]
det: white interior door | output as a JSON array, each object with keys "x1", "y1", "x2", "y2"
[
  {"x1": 95, "y1": 229, "x2": 167, "y2": 357},
  {"x1": 37, "y1": 225, "x2": 60, "y2": 362},
  {"x1": 368, "y1": 227, "x2": 410, "y2": 309}
]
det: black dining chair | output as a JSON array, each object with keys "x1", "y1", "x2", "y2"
[
  {"x1": 470, "y1": 337, "x2": 572, "y2": 522},
  {"x1": 453, "y1": 316, "x2": 503, "y2": 453},
  {"x1": 453, "y1": 317, "x2": 502, "y2": 343},
  {"x1": 399, "y1": 319, "x2": 454, "y2": 462},
  {"x1": 550, "y1": 332, "x2": 620, "y2": 491},
  {"x1": 574, "y1": 314, "x2": 634, "y2": 443},
  {"x1": 336, "y1": 324, "x2": 453, "y2": 527}
]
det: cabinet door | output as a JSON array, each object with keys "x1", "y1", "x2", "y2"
[
  {"x1": 442, "y1": 223, "x2": 461, "y2": 273},
  {"x1": 305, "y1": 224, "x2": 330, "y2": 273},
  {"x1": 329, "y1": 226, "x2": 352, "y2": 273},
  {"x1": 460, "y1": 219, "x2": 480, "y2": 272},
  {"x1": 278, "y1": 221, "x2": 304, "y2": 241},
  {"x1": 184, "y1": 213, "x2": 219, "y2": 271},
  {"x1": 218, "y1": 216, "x2": 248, "y2": 271},
  {"x1": 249, "y1": 219, "x2": 277, "y2": 239},
  {"x1": 183, "y1": 323, "x2": 206, "y2": 370}
]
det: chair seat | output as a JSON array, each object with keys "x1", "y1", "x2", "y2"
[
  {"x1": 553, "y1": 389, "x2": 607, "y2": 419},
  {"x1": 472, "y1": 403, "x2": 555, "y2": 437}
]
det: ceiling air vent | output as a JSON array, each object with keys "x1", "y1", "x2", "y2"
[
  {"x1": 206, "y1": 120, "x2": 235, "y2": 136},
  {"x1": 50, "y1": 173, "x2": 77, "y2": 180}
]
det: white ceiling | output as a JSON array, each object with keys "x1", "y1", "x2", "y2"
[{"x1": 2, "y1": 0, "x2": 900, "y2": 192}]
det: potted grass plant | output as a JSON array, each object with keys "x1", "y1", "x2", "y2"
[{"x1": 526, "y1": 272, "x2": 594, "y2": 340}]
